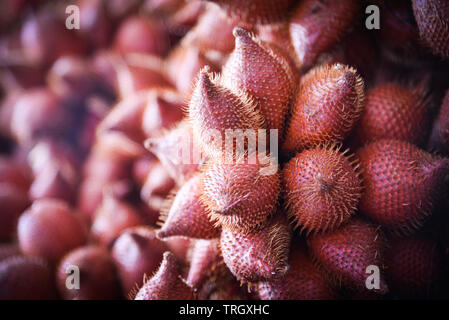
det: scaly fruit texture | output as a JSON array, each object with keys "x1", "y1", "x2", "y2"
[
  {"x1": 201, "y1": 156, "x2": 280, "y2": 232},
  {"x1": 222, "y1": 27, "x2": 297, "y2": 136},
  {"x1": 257, "y1": 242, "x2": 336, "y2": 300},
  {"x1": 134, "y1": 252, "x2": 195, "y2": 300},
  {"x1": 206, "y1": 0, "x2": 297, "y2": 25},
  {"x1": 282, "y1": 63, "x2": 364, "y2": 153},
  {"x1": 289, "y1": 0, "x2": 360, "y2": 69},
  {"x1": 357, "y1": 139, "x2": 449, "y2": 234},
  {"x1": 308, "y1": 218, "x2": 388, "y2": 294},
  {"x1": 282, "y1": 144, "x2": 362, "y2": 234},
  {"x1": 355, "y1": 82, "x2": 431, "y2": 147},
  {"x1": 412, "y1": 0, "x2": 449, "y2": 59},
  {"x1": 385, "y1": 235, "x2": 443, "y2": 297},
  {"x1": 220, "y1": 213, "x2": 291, "y2": 284},
  {"x1": 157, "y1": 174, "x2": 220, "y2": 239},
  {"x1": 188, "y1": 66, "x2": 264, "y2": 158}
]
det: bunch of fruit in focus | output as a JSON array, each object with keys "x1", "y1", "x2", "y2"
[{"x1": 0, "y1": 0, "x2": 449, "y2": 300}]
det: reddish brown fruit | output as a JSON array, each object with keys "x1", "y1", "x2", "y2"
[
  {"x1": 206, "y1": 0, "x2": 296, "y2": 25},
  {"x1": 437, "y1": 90, "x2": 449, "y2": 147},
  {"x1": 164, "y1": 237, "x2": 192, "y2": 265},
  {"x1": 78, "y1": 0, "x2": 112, "y2": 49},
  {"x1": 186, "y1": 239, "x2": 221, "y2": 289},
  {"x1": 0, "y1": 256, "x2": 58, "y2": 300},
  {"x1": 282, "y1": 64, "x2": 364, "y2": 153},
  {"x1": 182, "y1": 5, "x2": 238, "y2": 54},
  {"x1": 140, "y1": 161, "x2": 175, "y2": 213},
  {"x1": 114, "y1": 16, "x2": 170, "y2": 56},
  {"x1": 96, "y1": 90, "x2": 149, "y2": 159},
  {"x1": 412, "y1": 0, "x2": 449, "y2": 59},
  {"x1": 257, "y1": 242, "x2": 336, "y2": 300},
  {"x1": 17, "y1": 199, "x2": 87, "y2": 263},
  {"x1": 145, "y1": 120, "x2": 204, "y2": 185},
  {"x1": 165, "y1": 45, "x2": 217, "y2": 99},
  {"x1": 28, "y1": 164, "x2": 77, "y2": 204},
  {"x1": 188, "y1": 66, "x2": 264, "y2": 158},
  {"x1": 376, "y1": 0, "x2": 425, "y2": 65},
  {"x1": 202, "y1": 156, "x2": 280, "y2": 232},
  {"x1": 0, "y1": 183, "x2": 30, "y2": 241},
  {"x1": 357, "y1": 139, "x2": 449, "y2": 234},
  {"x1": 355, "y1": 83, "x2": 432, "y2": 147},
  {"x1": 10, "y1": 88, "x2": 74, "y2": 144},
  {"x1": 220, "y1": 214, "x2": 291, "y2": 284},
  {"x1": 385, "y1": 235, "x2": 443, "y2": 297},
  {"x1": 158, "y1": 174, "x2": 220, "y2": 239},
  {"x1": 141, "y1": 89, "x2": 184, "y2": 139},
  {"x1": 222, "y1": 27, "x2": 297, "y2": 134},
  {"x1": 21, "y1": 11, "x2": 85, "y2": 67},
  {"x1": 0, "y1": 244, "x2": 21, "y2": 262},
  {"x1": 57, "y1": 245, "x2": 121, "y2": 300},
  {"x1": 289, "y1": 0, "x2": 360, "y2": 69},
  {"x1": 0, "y1": 156, "x2": 31, "y2": 190},
  {"x1": 256, "y1": 23, "x2": 298, "y2": 66},
  {"x1": 134, "y1": 251, "x2": 195, "y2": 300},
  {"x1": 308, "y1": 218, "x2": 388, "y2": 294},
  {"x1": 282, "y1": 144, "x2": 362, "y2": 234},
  {"x1": 91, "y1": 194, "x2": 144, "y2": 247},
  {"x1": 132, "y1": 155, "x2": 157, "y2": 186},
  {"x1": 112, "y1": 226, "x2": 168, "y2": 296}
]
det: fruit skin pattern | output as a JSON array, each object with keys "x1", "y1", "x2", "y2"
[
  {"x1": 1, "y1": 0, "x2": 449, "y2": 301},
  {"x1": 357, "y1": 139, "x2": 449, "y2": 234}
]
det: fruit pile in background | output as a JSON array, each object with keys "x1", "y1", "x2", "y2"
[{"x1": 0, "y1": 0, "x2": 449, "y2": 300}]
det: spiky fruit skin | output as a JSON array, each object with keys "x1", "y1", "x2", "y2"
[
  {"x1": 355, "y1": 83, "x2": 431, "y2": 147},
  {"x1": 188, "y1": 66, "x2": 264, "y2": 158},
  {"x1": 0, "y1": 256, "x2": 58, "y2": 300},
  {"x1": 385, "y1": 235, "x2": 443, "y2": 297},
  {"x1": 437, "y1": 90, "x2": 449, "y2": 147},
  {"x1": 282, "y1": 64, "x2": 364, "y2": 153},
  {"x1": 257, "y1": 242, "x2": 336, "y2": 300},
  {"x1": 357, "y1": 139, "x2": 449, "y2": 234},
  {"x1": 412, "y1": 0, "x2": 449, "y2": 59},
  {"x1": 157, "y1": 174, "x2": 220, "y2": 239},
  {"x1": 111, "y1": 227, "x2": 168, "y2": 296},
  {"x1": 289, "y1": 0, "x2": 360, "y2": 69},
  {"x1": 282, "y1": 145, "x2": 362, "y2": 234},
  {"x1": 57, "y1": 245, "x2": 121, "y2": 300},
  {"x1": 134, "y1": 252, "x2": 195, "y2": 300},
  {"x1": 207, "y1": 0, "x2": 296, "y2": 25},
  {"x1": 186, "y1": 239, "x2": 221, "y2": 289},
  {"x1": 202, "y1": 158, "x2": 280, "y2": 232},
  {"x1": 220, "y1": 214, "x2": 291, "y2": 284},
  {"x1": 308, "y1": 218, "x2": 388, "y2": 294},
  {"x1": 222, "y1": 27, "x2": 297, "y2": 135}
]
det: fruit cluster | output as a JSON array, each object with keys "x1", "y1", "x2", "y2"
[{"x1": 0, "y1": 0, "x2": 449, "y2": 300}]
